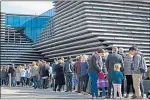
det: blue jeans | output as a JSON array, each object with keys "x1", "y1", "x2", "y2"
[
  {"x1": 102, "y1": 87, "x2": 106, "y2": 96},
  {"x1": 140, "y1": 80, "x2": 144, "y2": 97},
  {"x1": 88, "y1": 72, "x2": 98, "y2": 98},
  {"x1": 108, "y1": 78, "x2": 113, "y2": 97},
  {"x1": 33, "y1": 76, "x2": 38, "y2": 89}
]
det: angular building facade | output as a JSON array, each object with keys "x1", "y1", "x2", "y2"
[
  {"x1": 0, "y1": 12, "x2": 46, "y2": 66},
  {"x1": 34, "y1": 1, "x2": 150, "y2": 66},
  {"x1": 0, "y1": 9, "x2": 54, "y2": 66}
]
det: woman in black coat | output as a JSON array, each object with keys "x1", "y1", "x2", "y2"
[{"x1": 54, "y1": 58, "x2": 65, "y2": 92}]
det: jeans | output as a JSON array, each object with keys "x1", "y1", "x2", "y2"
[
  {"x1": 65, "y1": 73, "x2": 73, "y2": 91},
  {"x1": 42, "y1": 77, "x2": 48, "y2": 89},
  {"x1": 33, "y1": 76, "x2": 38, "y2": 89},
  {"x1": 121, "y1": 79, "x2": 124, "y2": 96},
  {"x1": 81, "y1": 74, "x2": 89, "y2": 92},
  {"x1": 108, "y1": 78, "x2": 113, "y2": 97},
  {"x1": 1, "y1": 78, "x2": 7, "y2": 86},
  {"x1": 72, "y1": 73, "x2": 78, "y2": 89},
  {"x1": 26, "y1": 78, "x2": 30, "y2": 86},
  {"x1": 21, "y1": 77, "x2": 26, "y2": 87},
  {"x1": 102, "y1": 87, "x2": 106, "y2": 96},
  {"x1": 87, "y1": 78, "x2": 92, "y2": 94},
  {"x1": 140, "y1": 80, "x2": 144, "y2": 97},
  {"x1": 88, "y1": 72, "x2": 98, "y2": 98},
  {"x1": 77, "y1": 74, "x2": 82, "y2": 92}
]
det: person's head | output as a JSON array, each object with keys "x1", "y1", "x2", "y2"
[
  {"x1": 47, "y1": 62, "x2": 50, "y2": 66},
  {"x1": 76, "y1": 56, "x2": 80, "y2": 61},
  {"x1": 129, "y1": 46, "x2": 138, "y2": 56},
  {"x1": 58, "y1": 58, "x2": 63, "y2": 64},
  {"x1": 1, "y1": 66, "x2": 3, "y2": 70},
  {"x1": 54, "y1": 58, "x2": 58, "y2": 63},
  {"x1": 42, "y1": 60, "x2": 47, "y2": 66},
  {"x1": 97, "y1": 48, "x2": 105, "y2": 56},
  {"x1": 22, "y1": 65, "x2": 25, "y2": 69},
  {"x1": 67, "y1": 56, "x2": 72, "y2": 60},
  {"x1": 82, "y1": 55, "x2": 88, "y2": 62},
  {"x1": 61, "y1": 57, "x2": 64, "y2": 62},
  {"x1": 32, "y1": 61, "x2": 37, "y2": 66},
  {"x1": 16, "y1": 66, "x2": 20, "y2": 72},
  {"x1": 27, "y1": 64, "x2": 31, "y2": 69},
  {"x1": 119, "y1": 48, "x2": 124, "y2": 54},
  {"x1": 112, "y1": 47, "x2": 118, "y2": 53},
  {"x1": 114, "y1": 63, "x2": 121, "y2": 71}
]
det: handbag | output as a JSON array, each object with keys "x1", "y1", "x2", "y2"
[
  {"x1": 97, "y1": 79, "x2": 108, "y2": 88},
  {"x1": 98, "y1": 72, "x2": 105, "y2": 80}
]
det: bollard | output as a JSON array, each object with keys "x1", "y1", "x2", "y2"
[{"x1": 9, "y1": 73, "x2": 11, "y2": 87}]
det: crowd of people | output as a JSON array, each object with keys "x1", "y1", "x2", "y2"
[{"x1": 0, "y1": 45, "x2": 150, "y2": 99}]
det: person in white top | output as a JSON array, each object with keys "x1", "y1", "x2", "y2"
[{"x1": 20, "y1": 65, "x2": 26, "y2": 87}]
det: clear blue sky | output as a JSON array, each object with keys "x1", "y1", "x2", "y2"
[{"x1": 1, "y1": 1, "x2": 54, "y2": 15}]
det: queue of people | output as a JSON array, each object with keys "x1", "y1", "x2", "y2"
[{"x1": 0, "y1": 45, "x2": 150, "y2": 99}]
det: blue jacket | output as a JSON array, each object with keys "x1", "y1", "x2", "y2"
[
  {"x1": 111, "y1": 71, "x2": 124, "y2": 84},
  {"x1": 52, "y1": 62, "x2": 58, "y2": 73},
  {"x1": 80, "y1": 61, "x2": 88, "y2": 76}
]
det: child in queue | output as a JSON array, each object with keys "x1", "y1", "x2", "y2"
[{"x1": 111, "y1": 63, "x2": 124, "y2": 99}]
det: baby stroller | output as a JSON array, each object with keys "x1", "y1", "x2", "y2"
[{"x1": 97, "y1": 72, "x2": 108, "y2": 97}]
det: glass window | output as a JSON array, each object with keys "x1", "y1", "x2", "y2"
[
  {"x1": 6, "y1": 16, "x2": 14, "y2": 25},
  {"x1": 13, "y1": 15, "x2": 20, "y2": 26}
]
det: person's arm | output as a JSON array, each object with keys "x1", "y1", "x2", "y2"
[
  {"x1": 106, "y1": 55, "x2": 109, "y2": 72},
  {"x1": 120, "y1": 72, "x2": 124, "y2": 80},
  {"x1": 92, "y1": 55, "x2": 102, "y2": 72},
  {"x1": 133, "y1": 55, "x2": 141, "y2": 72},
  {"x1": 120, "y1": 56, "x2": 124, "y2": 72},
  {"x1": 63, "y1": 62, "x2": 66, "y2": 73},
  {"x1": 86, "y1": 62, "x2": 89, "y2": 69}
]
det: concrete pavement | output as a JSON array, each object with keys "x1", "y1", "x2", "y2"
[
  {"x1": 1, "y1": 87, "x2": 149, "y2": 100},
  {"x1": 1, "y1": 87, "x2": 91, "y2": 100}
]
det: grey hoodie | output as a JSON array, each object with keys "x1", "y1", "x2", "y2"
[
  {"x1": 132, "y1": 51, "x2": 147, "y2": 75},
  {"x1": 64, "y1": 60, "x2": 73, "y2": 74}
]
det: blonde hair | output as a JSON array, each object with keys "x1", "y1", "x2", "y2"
[
  {"x1": 16, "y1": 66, "x2": 20, "y2": 72},
  {"x1": 82, "y1": 55, "x2": 88, "y2": 62},
  {"x1": 58, "y1": 59, "x2": 63, "y2": 64},
  {"x1": 114, "y1": 63, "x2": 121, "y2": 71}
]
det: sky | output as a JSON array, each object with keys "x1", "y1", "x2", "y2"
[{"x1": 1, "y1": 1, "x2": 54, "y2": 15}]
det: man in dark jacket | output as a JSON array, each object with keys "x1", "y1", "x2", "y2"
[
  {"x1": 41, "y1": 61, "x2": 49, "y2": 89},
  {"x1": 118, "y1": 47, "x2": 126, "y2": 97},
  {"x1": 64, "y1": 56, "x2": 74, "y2": 92},
  {"x1": 88, "y1": 48, "x2": 105, "y2": 99},
  {"x1": 106, "y1": 47, "x2": 124, "y2": 98},
  {"x1": 8, "y1": 65, "x2": 16, "y2": 87}
]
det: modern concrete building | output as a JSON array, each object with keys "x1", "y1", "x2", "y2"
[{"x1": 33, "y1": 1, "x2": 150, "y2": 66}]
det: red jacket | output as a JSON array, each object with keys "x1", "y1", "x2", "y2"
[{"x1": 74, "y1": 61, "x2": 81, "y2": 75}]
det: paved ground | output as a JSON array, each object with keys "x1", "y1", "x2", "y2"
[
  {"x1": 1, "y1": 87, "x2": 149, "y2": 100},
  {"x1": 1, "y1": 87, "x2": 91, "y2": 100}
]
